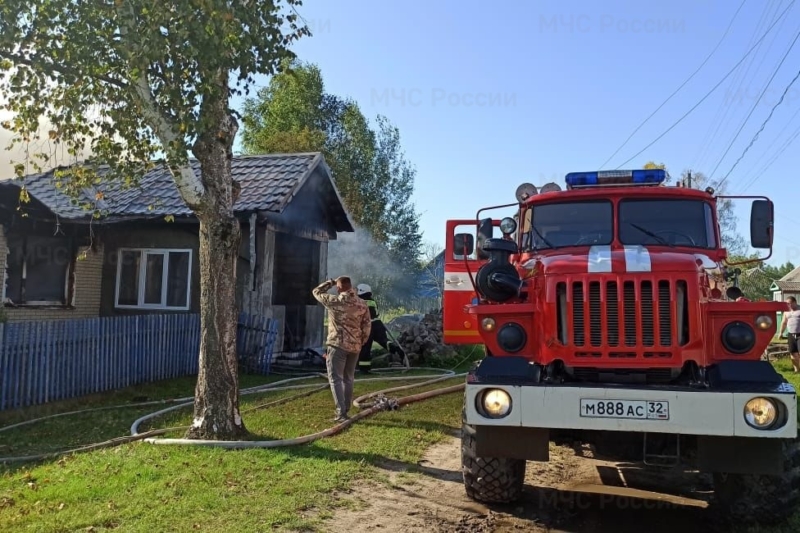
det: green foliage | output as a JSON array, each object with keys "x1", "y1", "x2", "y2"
[
  {"x1": 729, "y1": 256, "x2": 795, "y2": 301},
  {"x1": 0, "y1": 0, "x2": 308, "y2": 199},
  {"x1": 240, "y1": 59, "x2": 422, "y2": 275},
  {"x1": 373, "y1": 116, "x2": 423, "y2": 274}
]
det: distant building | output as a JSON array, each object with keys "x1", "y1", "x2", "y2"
[
  {"x1": 770, "y1": 265, "x2": 800, "y2": 324},
  {"x1": 414, "y1": 250, "x2": 444, "y2": 309}
]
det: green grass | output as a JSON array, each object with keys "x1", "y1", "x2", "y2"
[
  {"x1": 1, "y1": 355, "x2": 799, "y2": 532},
  {"x1": 0, "y1": 368, "x2": 466, "y2": 532}
]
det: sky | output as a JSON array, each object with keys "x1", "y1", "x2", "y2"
[
  {"x1": 3, "y1": 0, "x2": 800, "y2": 266},
  {"x1": 232, "y1": 0, "x2": 800, "y2": 267}
]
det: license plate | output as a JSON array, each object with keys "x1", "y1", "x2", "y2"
[{"x1": 579, "y1": 399, "x2": 669, "y2": 420}]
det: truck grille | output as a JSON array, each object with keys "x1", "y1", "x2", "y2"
[{"x1": 557, "y1": 278, "x2": 689, "y2": 351}]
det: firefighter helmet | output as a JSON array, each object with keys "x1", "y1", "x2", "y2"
[{"x1": 357, "y1": 283, "x2": 371, "y2": 295}]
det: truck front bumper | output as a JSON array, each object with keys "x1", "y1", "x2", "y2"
[{"x1": 465, "y1": 381, "x2": 798, "y2": 439}]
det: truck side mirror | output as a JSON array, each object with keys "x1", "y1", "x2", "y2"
[
  {"x1": 454, "y1": 233, "x2": 474, "y2": 256},
  {"x1": 750, "y1": 200, "x2": 773, "y2": 249},
  {"x1": 476, "y1": 218, "x2": 493, "y2": 260}
]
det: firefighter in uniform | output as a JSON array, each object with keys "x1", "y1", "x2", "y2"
[{"x1": 357, "y1": 284, "x2": 405, "y2": 373}]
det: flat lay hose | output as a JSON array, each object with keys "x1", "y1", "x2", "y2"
[{"x1": 0, "y1": 367, "x2": 467, "y2": 462}]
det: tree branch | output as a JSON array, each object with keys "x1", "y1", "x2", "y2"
[
  {"x1": 130, "y1": 73, "x2": 205, "y2": 205},
  {"x1": 0, "y1": 50, "x2": 128, "y2": 90},
  {"x1": 114, "y1": 1, "x2": 205, "y2": 206}
]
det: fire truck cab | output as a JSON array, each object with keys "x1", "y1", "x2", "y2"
[{"x1": 445, "y1": 169, "x2": 798, "y2": 526}]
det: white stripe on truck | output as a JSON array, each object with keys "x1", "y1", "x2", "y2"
[
  {"x1": 623, "y1": 245, "x2": 651, "y2": 272},
  {"x1": 587, "y1": 245, "x2": 612, "y2": 273}
]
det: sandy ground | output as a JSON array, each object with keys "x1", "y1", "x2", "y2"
[{"x1": 323, "y1": 432, "x2": 724, "y2": 532}]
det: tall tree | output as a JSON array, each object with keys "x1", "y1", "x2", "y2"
[
  {"x1": 372, "y1": 115, "x2": 422, "y2": 276},
  {"x1": 240, "y1": 60, "x2": 378, "y2": 229},
  {"x1": 643, "y1": 162, "x2": 746, "y2": 256},
  {"x1": 240, "y1": 60, "x2": 423, "y2": 291},
  {"x1": 0, "y1": 0, "x2": 308, "y2": 440}
]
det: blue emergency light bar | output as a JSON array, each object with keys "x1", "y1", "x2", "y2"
[{"x1": 564, "y1": 169, "x2": 667, "y2": 188}]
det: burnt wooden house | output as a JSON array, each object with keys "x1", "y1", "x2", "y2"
[{"x1": 0, "y1": 152, "x2": 354, "y2": 356}]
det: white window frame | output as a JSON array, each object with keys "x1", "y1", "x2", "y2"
[{"x1": 114, "y1": 248, "x2": 193, "y2": 311}]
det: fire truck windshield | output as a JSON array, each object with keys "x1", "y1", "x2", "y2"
[
  {"x1": 618, "y1": 198, "x2": 717, "y2": 249},
  {"x1": 521, "y1": 197, "x2": 717, "y2": 250},
  {"x1": 524, "y1": 200, "x2": 613, "y2": 249}
]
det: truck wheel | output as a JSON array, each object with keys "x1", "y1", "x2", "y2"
[
  {"x1": 711, "y1": 436, "x2": 800, "y2": 526},
  {"x1": 461, "y1": 408, "x2": 525, "y2": 503}
]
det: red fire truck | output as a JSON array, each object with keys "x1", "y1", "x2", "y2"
[{"x1": 443, "y1": 169, "x2": 798, "y2": 525}]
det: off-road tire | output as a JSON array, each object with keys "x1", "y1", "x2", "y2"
[
  {"x1": 711, "y1": 436, "x2": 800, "y2": 526},
  {"x1": 461, "y1": 407, "x2": 525, "y2": 503}
]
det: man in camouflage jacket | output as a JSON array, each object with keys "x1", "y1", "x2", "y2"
[{"x1": 312, "y1": 276, "x2": 371, "y2": 421}]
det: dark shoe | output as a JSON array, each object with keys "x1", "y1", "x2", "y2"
[{"x1": 333, "y1": 414, "x2": 349, "y2": 423}]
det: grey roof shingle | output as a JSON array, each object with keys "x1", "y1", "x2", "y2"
[
  {"x1": 772, "y1": 266, "x2": 800, "y2": 292},
  {"x1": 775, "y1": 281, "x2": 800, "y2": 292},
  {"x1": 0, "y1": 153, "x2": 352, "y2": 230}
]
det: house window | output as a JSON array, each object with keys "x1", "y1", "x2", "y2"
[
  {"x1": 4, "y1": 235, "x2": 73, "y2": 305},
  {"x1": 115, "y1": 249, "x2": 192, "y2": 310}
]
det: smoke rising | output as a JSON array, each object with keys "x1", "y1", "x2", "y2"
[{"x1": 327, "y1": 226, "x2": 410, "y2": 309}]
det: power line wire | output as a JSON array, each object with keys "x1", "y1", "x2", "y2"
[
  {"x1": 598, "y1": 0, "x2": 747, "y2": 169},
  {"x1": 717, "y1": 66, "x2": 800, "y2": 187},
  {"x1": 741, "y1": 126, "x2": 800, "y2": 191},
  {"x1": 708, "y1": 29, "x2": 800, "y2": 179},
  {"x1": 611, "y1": 0, "x2": 796, "y2": 169},
  {"x1": 692, "y1": 0, "x2": 786, "y2": 170},
  {"x1": 692, "y1": 1, "x2": 773, "y2": 163},
  {"x1": 738, "y1": 105, "x2": 800, "y2": 192}
]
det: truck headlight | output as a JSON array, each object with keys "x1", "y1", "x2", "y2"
[
  {"x1": 744, "y1": 397, "x2": 778, "y2": 429},
  {"x1": 479, "y1": 388, "x2": 511, "y2": 418}
]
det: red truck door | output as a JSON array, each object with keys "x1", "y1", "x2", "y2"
[{"x1": 442, "y1": 219, "x2": 487, "y2": 345}]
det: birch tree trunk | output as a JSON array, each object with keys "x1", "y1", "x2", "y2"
[
  {"x1": 186, "y1": 209, "x2": 245, "y2": 439},
  {"x1": 183, "y1": 81, "x2": 247, "y2": 440}
]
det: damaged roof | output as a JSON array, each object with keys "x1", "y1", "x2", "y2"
[{"x1": 0, "y1": 152, "x2": 354, "y2": 232}]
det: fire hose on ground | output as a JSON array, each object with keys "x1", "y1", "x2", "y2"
[{"x1": 0, "y1": 367, "x2": 467, "y2": 462}]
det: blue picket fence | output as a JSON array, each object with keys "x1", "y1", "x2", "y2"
[
  {"x1": 237, "y1": 313, "x2": 280, "y2": 375},
  {"x1": 0, "y1": 312, "x2": 279, "y2": 411}
]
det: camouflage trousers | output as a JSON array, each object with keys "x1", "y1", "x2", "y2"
[{"x1": 326, "y1": 345, "x2": 359, "y2": 418}]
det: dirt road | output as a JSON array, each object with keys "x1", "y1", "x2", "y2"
[{"x1": 324, "y1": 433, "x2": 724, "y2": 532}]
